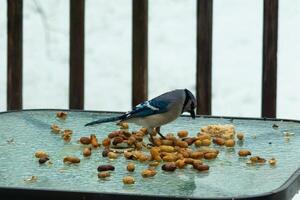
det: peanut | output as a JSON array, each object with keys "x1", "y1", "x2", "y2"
[
  {"x1": 141, "y1": 169, "x2": 157, "y2": 178},
  {"x1": 102, "y1": 138, "x2": 111, "y2": 147},
  {"x1": 80, "y1": 137, "x2": 91, "y2": 145},
  {"x1": 238, "y1": 149, "x2": 251, "y2": 157},
  {"x1": 83, "y1": 147, "x2": 92, "y2": 157},
  {"x1": 35, "y1": 150, "x2": 48, "y2": 159},
  {"x1": 161, "y1": 162, "x2": 177, "y2": 172},
  {"x1": 90, "y1": 134, "x2": 100, "y2": 148},
  {"x1": 204, "y1": 152, "x2": 218, "y2": 160},
  {"x1": 237, "y1": 133, "x2": 244, "y2": 140},
  {"x1": 127, "y1": 163, "x2": 135, "y2": 172},
  {"x1": 97, "y1": 165, "x2": 115, "y2": 171},
  {"x1": 98, "y1": 171, "x2": 110, "y2": 179},
  {"x1": 56, "y1": 111, "x2": 67, "y2": 119},
  {"x1": 63, "y1": 156, "x2": 80, "y2": 164},
  {"x1": 177, "y1": 130, "x2": 188, "y2": 138},
  {"x1": 225, "y1": 139, "x2": 235, "y2": 147},
  {"x1": 213, "y1": 138, "x2": 225, "y2": 146},
  {"x1": 123, "y1": 176, "x2": 135, "y2": 184}
]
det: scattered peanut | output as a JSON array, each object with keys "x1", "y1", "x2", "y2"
[
  {"x1": 162, "y1": 162, "x2": 177, "y2": 171},
  {"x1": 90, "y1": 134, "x2": 100, "y2": 148},
  {"x1": 193, "y1": 163, "x2": 209, "y2": 171},
  {"x1": 204, "y1": 152, "x2": 218, "y2": 160},
  {"x1": 51, "y1": 124, "x2": 61, "y2": 134},
  {"x1": 141, "y1": 169, "x2": 157, "y2": 178},
  {"x1": 83, "y1": 147, "x2": 92, "y2": 157},
  {"x1": 162, "y1": 154, "x2": 177, "y2": 162},
  {"x1": 118, "y1": 122, "x2": 129, "y2": 129},
  {"x1": 269, "y1": 158, "x2": 277, "y2": 165},
  {"x1": 62, "y1": 130, "x2": 72, "y2": 142},
  {"x1": 201, "y1": 139, "x2": 211, "y2": 146},
  {"x1": 213, "y1": 138, "x2": 225, "y2": 146},
  {"x1": 161, "y1": 139, "x2": 173, "y2": 146},
  {"x1": 112, "y1": 137, "x2": 124, "y2": 146},
  {"x1": 123, "y1": 176, "x2": 135, "y2": 184},
  {"x1": 127, "y1": 163, "x2": 135, "y2": 172},
  {"x1": 108, "y1": 152, "x2": 118, "y2": 159},
  {"x1": 249, "y1": 156, "x2": 266, "y2": 164},
  {"x1": 225, "y1": 139, "x2": 235, "y2": 147},
  {"x1": 63, "y1": 156, "x2": 80, "y2": 164},
  {"x1": 80, "y1": 137, "x2": 91, "y2": 145},
  {"x1": 238, "y1": 150, "x2": 251, "y2": 157},
  {"x1": 190, "y1": 151, "x2": 204, "y2": 159},
  {"x1": 175, "y1": 159, "x2": 186, "y2": 169},
  {"x1": 138, "y1": 154, "x2": 149, "y2": 162},
  {"x1": 150, "y1": 147, "x2": 161, "y2": 161},
  {"x1": 98, "y1": 171, "x2": 110, "y2": 179},
  {"x1": 236, "y1": 133, "x2": 244, "y2": 140},
  {"x1": 174, "y1": 140, "x2": 188, "y2": 148},
  {"x1": 97, "y1": 165, "x2": 115, "y2": 172},
  {"x1": 102, "y1": 138, "x2": 111, "y2": 147},
  {"x1": 56, "y1": 111, "x2": 67, "y2": 119},
  {"x1": 194, "y1": 140, "x2": 202, "y2": 147},
  {"x1": 159, "y1": 145, "x2": 175, "y2": 153},
  {"x1": 35, "y1": 150, "x2": 48, "y2": 159},
  {"x1": 177, "y1": 130, "x2": 188, "y2": 138}
]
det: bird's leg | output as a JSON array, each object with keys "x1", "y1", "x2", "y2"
[
  {"x1": 148, "y1": 136, "x2": 155, "y2": 147},
  {"x1": 147, "y1": 128, "x2": 155, "y2": 147},
  {"x1": 155, "y1": 127, "x2": 166, "y2": 139}
]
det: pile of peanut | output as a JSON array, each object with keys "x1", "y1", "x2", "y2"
[{"x1": 34, "y1": 112, "x2": 277, "y2": 185}]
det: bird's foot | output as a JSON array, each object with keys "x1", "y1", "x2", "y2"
[
  {"x1": 147, "y1": 133, "x2": 158, "y2": 147},
  {"x1": 157, "y1": 132, "x2": 166, "y2": 139},
  {"x1": 155, "y1": 127, "x2": 166, "y2": 139}
]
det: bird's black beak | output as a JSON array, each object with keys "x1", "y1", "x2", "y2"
[{"x1": 190, "y1": 109, "x2": 196, "y2": 119}]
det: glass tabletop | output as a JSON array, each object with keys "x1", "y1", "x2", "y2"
[{"x1": 0, "y1": 110, "x2": 299, "y2": 199}]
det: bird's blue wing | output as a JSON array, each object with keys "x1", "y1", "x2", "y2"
[{"x1": 124, "y1": 99, "x2": 170, "y2": 119}]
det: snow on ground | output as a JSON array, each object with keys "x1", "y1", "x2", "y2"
[
  {"x1": 1, "y1": 0, "x2": 299, "y2": 119},
  {"x1": 0, "y1": 0, "x2": 300, "y2": 198}
]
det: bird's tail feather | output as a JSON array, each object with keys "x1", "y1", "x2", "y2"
[{"x1": 85, "y1": 115, "x2": 125, "y2": 127}]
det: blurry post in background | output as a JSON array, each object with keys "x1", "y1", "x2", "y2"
[
  {"x1": 7, "y1": 0, "x2": 23, "y2": 110},
  {"x1": 132, "y1": 0, "x2": 148, "y2": 108},
  {"x1": 70, "y1": 0, "x2": 85, "y2": 110},
  {"x1": 196, "y1": 0, "x2": 213, "y2": 115},
  {"x1": 262, "y1": 0, "x2": 278, "y2": 118}
]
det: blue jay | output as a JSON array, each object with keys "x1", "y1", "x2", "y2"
[{"x1": 85, "y1": 89, "x2": 196, "y2": 140}]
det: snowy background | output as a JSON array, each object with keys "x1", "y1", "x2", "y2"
[
  {"x1": 0, "y1": 0, "x2": 300, "y2": 198},
  {"x1": 1, "y1": 0, "x2": 300, "y2": 119}
]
